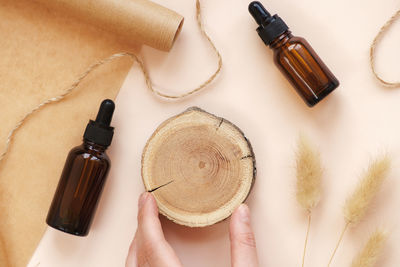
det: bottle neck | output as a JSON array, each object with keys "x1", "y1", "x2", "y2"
[
  {"x1": 269, "y1": 30, "x2": 292, "y2": 49},
  {"x1": 83, "y1": 140, "x2": 107, "y2": 153}
]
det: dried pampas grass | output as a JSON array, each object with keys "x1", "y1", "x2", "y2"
[
  {"x1": 295, "y1": 136, "x2": 323, "y2": 267},
  {"x1": 296, "y1": 136, "x2": 323, "y2": 212},
  {"x1": 351, "y1": 229, "x2": 387, "y2": 267},
  {"x1": 327, "y1": 155, "x2": 391, "y2": 267},
  {"x1": 344, "y1": 156, "x2": 390, "y2": 224}
]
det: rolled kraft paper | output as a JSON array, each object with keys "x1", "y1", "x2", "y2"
[{"x1": 35, "y1": 0, "x2": 184, "y2": 51}]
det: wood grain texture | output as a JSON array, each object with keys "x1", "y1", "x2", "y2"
[{"x1": 142, "y1": 107, "x2": 256, "y2": 227}]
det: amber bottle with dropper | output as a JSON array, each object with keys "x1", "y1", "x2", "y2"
[
  {"x1": 249, "y1": 1, "x2": 339, "y2": 107},
  {"x1": 46, "y1": 99, "x2": 115, "y2": 236}
]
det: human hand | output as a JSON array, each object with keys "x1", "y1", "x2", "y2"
[{"x1": 126, "y1": 192, "x2": 259, "y2": 267}]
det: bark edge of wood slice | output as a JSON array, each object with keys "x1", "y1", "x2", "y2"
[{"x1": 141, "y1": 107, "x2": 256, "y2": 227}]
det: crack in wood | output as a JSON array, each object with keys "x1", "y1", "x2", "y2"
[
  {"x1": 216, "y1": 118, "x2": 224, "y2": 130},
  {"x1": 240, "y1": 155, "x2": 253, "y2": 160},
  {"x1": 148, "y1": 180, "x2": 175, "y2": 193}
]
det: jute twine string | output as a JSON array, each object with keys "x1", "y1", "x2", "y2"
[
  {"x1": 0, "y1": 0, "x2": 222, "y2": 164},
  {"x1": 370, "y1": 9, "x2": 400, "y2": 87}
]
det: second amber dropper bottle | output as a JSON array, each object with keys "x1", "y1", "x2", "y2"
[
  {"x1": 249, "y1": 1, "x2": 339, "y2": 107},
  {"x1": 46, "y1": 99, "x2": 115, "y2": 236}
]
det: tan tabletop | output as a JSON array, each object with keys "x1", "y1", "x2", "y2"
[{"x1": 29, "y1": 0, "x2": 400, "y2": 266}]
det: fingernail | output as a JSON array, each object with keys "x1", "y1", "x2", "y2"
[
  {"x1": 238, "y1": 204, "x2": 250, "y2": 223},
  {"x1": 138, "y1": 192, "x2": 149, "y2": 209}
]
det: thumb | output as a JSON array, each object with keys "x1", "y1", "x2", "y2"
[
  {"x1": 229, "y1": 204, "x2": 259, "y2": 267},
  {"x1": 126, "y1": 192, "x2": 182, "y2": 267}
]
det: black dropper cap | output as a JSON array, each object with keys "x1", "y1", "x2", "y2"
[
  {"x1": 249, "y1": 1, "x2": 289, "y2": 45},
  {"x1": 83, "y1": 99, "x2": 115, "y2": 147}
]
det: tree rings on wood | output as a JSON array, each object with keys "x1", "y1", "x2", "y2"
[{"x1": 141, "y1": 107, "x2": 256, "y2": 227}]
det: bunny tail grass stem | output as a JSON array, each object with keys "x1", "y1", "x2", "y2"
[
  {"x1": 296, "y1": 136, "x2": 322, "y2": 211},
  {"x1": 327, "y1": 156, "x2": 390, "y2": 267},
  {"x1": 301, "y1": 212, "x2": 312, "y2": 267},
  {"x1": 351, "y1": 229, "x2": 387, "y2": 267},
  {"x1": 327, "y1": 222, "x2": 350, "y2": 267},
  {"x1": 296, "y1": 136, "x2": 323, "y2": 267},
  {"x1": 343, "y1": 156, "x2": 390, "y2": 225}
]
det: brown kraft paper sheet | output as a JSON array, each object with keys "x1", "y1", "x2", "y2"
[{"x1": 0, "y1": 0, "x2": 139, "y2": 266}]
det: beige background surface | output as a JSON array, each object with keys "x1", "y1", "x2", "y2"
[{"x1": 29, "y1": 0, "x2": 400, "y2": 266}]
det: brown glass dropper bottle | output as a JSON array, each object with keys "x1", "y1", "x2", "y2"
[
  {"x1": 46, "y1": 99, "x2": 115, "y2": 236},
  {"x1": 249, "y1": 1, "x2": 339, "y2": 107}
]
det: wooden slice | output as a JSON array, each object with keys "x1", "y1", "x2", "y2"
[{"x1": 141, "y1": 107, "x2": 256, "y2": 227}]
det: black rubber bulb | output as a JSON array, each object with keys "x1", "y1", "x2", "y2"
[
  {"x1": 95, "y1": 99, "x2": 115, "y2": 126},
  {"x1": 248, "y1": 1, "x2": 271, "y2": 26}
]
